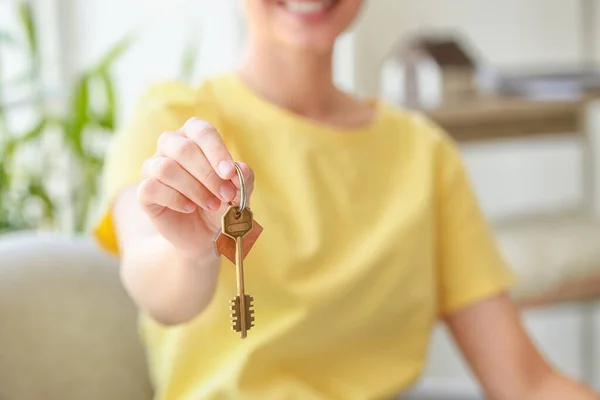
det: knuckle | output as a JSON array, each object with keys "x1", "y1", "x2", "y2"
[
  {"x1": 141, "y1": 158, "x2": 152, "y2": 178},
  {"x1": 196, "y1": 125, "x2": 218, "y2": 142},
  {"x1": 171, "y1": 138, "x2": 196, "y2": 159},
  {"x1": 237, "y1": 163, "x2": 254, "y2": 184},
  {"x1": 183, "y1": 116, "x2": 205, "y2": 127},
  {"x1": 184, "y1": 118, "x2": 216, "y2": 137},
  {"x1": 154, "y1": 158, "x2": 177, "y2": 180},
  {"x1": 201, "y1": 167, "x2": 218, "y2": 184},
  {"x1": 207, "y1": 143, "x2": 227, "y2": 158},
  {"x1": 137, "y1": 179, "x2": 158, "y2": 203},
  {"x1": 157, "y1": 131, "x2": 175, "y2": 149},
  {"x1": 190, "y1": 182, "x2": 208, "y2": 202},
  {"x1": 242, "y1": 164, "x2": 254, "y2": 180},
  {"x1": 170, "y1": 191, "x2": 185, "y2": 208}
]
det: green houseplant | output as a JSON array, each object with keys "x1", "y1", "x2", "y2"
[{"x1": 0, "y1": 1, "x2": 131, "y2": 233}]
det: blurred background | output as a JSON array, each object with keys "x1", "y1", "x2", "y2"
[{"x1": 1, "y1": 1, "x2": 600, "y2": 399}]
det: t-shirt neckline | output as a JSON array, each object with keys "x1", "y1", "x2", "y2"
[{"x1": 218, "y1": 73, "x2": 387, "y2": 138}]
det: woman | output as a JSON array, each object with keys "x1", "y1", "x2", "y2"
[{"x1": 94, "y1": 1, "x2": 599, "y2": 399}]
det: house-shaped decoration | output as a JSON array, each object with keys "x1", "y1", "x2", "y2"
[{"x1": 380, "y1": 32, "x2": 481, "y2": 107}]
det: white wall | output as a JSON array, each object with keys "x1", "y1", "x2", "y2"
[
  {"x1": 59, "y1": 0, "x2": 243, "y2": 123},
  {"x1": 351, "y1": 0, "x2": 598, "y2": 220},
  {"x1": 353, "y1": 0, "x2": 586, "y2": 96}
]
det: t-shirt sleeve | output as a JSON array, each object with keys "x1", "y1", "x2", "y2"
[
  {"x1": 434, "y1": 128, "x2": 516, "y2": 317},
  {"x1": 92, "y1": 82, "x2": 209, "y2": 255}
]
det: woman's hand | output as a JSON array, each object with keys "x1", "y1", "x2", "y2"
[
  {"x1": 112, "y1": 117, "x2": 254, "y2": 325},
  {"x1": 137, "y1": 117, "x2": 254, "y2": 260},
  {"x1": 446, "y1": 293, "x2": 599, "y2": 400}
]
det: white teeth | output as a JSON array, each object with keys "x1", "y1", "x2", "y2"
[{"x1": 283, "y1": 1, "x2": 333, "y2": 14}]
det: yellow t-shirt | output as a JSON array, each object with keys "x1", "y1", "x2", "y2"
[{"x1": 94, "y1": 74, "x2": 515, "y2": 400}]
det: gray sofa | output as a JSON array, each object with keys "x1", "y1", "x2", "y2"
[{"x1": 0, "y1": 232, "x2": 153, "y2": 400}]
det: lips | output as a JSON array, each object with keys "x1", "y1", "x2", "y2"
[{"x1": 278, "y1": 0, "x2": 336, "y2": 15}]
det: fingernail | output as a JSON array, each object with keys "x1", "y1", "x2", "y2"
[
  {"x1": 207, "y1": 197, "x2": 221, "y2": 211},
  {"x1": 219, "y1": 183, "x2": 236, "y2": 201},
  {"x1": 218, "y1": 160, "x2": 234, "y2": 178}
]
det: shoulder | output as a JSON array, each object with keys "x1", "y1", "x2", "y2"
[
  {"x1": 109, "y1": 75, "x2": 239, "y2": 161},
  {"x1": 139, "y1": 80, "x2": 200, "y2": 105},
  {"x1": 130, "y1": 78, "x2": 223, "y2": 125},
  {"x1": 125, "y1": 73, "x2": 246, "y2": 132},
  {"x1": 378, "y1": 101, "x2": 457, "y2": 151},
  {"x1": 376, "y1": 102, "x2": 468, "y2": 187}
]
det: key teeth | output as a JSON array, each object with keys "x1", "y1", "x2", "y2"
[{"x1": 229, "y1": 294, "x2": 255, "y2": 333}]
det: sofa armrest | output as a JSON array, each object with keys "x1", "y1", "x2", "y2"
[{"x1": 0, "y1": 232, "x2": 153, "y2": 400}]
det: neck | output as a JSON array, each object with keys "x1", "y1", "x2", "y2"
[{"x1": 238, "y1": 40, "x2": 340, "y2": 117}]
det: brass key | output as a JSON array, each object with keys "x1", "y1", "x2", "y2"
[{"x1": 222, "y1": 205, "x2": 255, "y2": 338}]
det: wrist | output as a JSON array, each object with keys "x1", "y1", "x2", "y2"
[
  {"x1": 122, "y1": 235, "x2": 221, "y2": 326},
  {"x1": 153, "y1": 234, "x2": 221, "y2": 270},
  {"x1": 529, "y1": 371, "x2": 598, "y2": 400}
]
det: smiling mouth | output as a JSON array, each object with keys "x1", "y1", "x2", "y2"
[{"x1": 278, "y1": 0, "x2": 337, "y2": 15}]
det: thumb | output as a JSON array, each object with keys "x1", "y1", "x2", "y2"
[{"x1": 230, "y1": 161, "x2": 254, "y2": 207}]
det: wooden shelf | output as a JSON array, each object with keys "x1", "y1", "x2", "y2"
[{"x1": 421, "y1": 95, "x2": 588, "y2": 142}]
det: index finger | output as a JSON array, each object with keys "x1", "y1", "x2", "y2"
[{"x1": 181, "y1": 117, "x2": 235, "y2": 179}]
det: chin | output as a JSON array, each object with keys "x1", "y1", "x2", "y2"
[{"x1": 279, "y1": 30, "x2": 339, "y2": 52}]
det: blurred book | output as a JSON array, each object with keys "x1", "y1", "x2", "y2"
[{"x1": 478, "y1": 65, "x2": 600, "y2": 101}]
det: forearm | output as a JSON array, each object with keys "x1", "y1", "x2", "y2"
[
  {"x1": 528, "y1": 371, "x2": 599, "y2": 400},
  {"x1": 120, "y1": 234, "x2": 220, "y2": 325}
]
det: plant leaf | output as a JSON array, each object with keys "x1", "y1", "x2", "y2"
[
  {"x1": 17, "y1": 1, "x2": 37, "y2": 58},
  {"x1": 95, "y1": 69, "x2": 116, "y2": 130},
  {"x1": 0, "y1": 164, "x2": 8, "y2": 193},
  {"x1": 64, "y1": 75, "x2": 89, "y2": 157},
  {"x1": 3, "y1": 138, "x2": 18, "y2": 160},
  {"x1": 180, "y1": 38, "x2": 199, "y2": 83},
  {"x1": 88, "y1": 155, "x2": 104, "y2": 169},
  {"x1": 28, "y1": 180, "x2": 55, "y2": 221},
  {"x1": 72, "y1": 181, "x2": 92, "y2": 233},
  {"x1": 95, "y1": 35, "x2": 134, "y2": 73}
]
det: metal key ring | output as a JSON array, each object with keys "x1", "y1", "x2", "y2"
[{"x1": 232, "y1": 162, "x2": 246, "y2": 213}]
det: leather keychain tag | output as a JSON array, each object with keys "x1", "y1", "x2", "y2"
[{"x1": 213, "y1": 220, "x2": 263, "y2": 264}]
